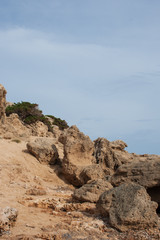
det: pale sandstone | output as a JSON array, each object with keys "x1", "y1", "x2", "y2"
[
  {"x1": 27, "y1": 137, "x2": 59, "y2": 165},
  {"x1": 58, "y1": 125, "x2": 95, "y2": 186}
]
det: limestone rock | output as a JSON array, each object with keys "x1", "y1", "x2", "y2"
[
  {"x1": 111, "y1": 158, "x2": 160, "y2": 188},
  {"x1": 58, "y1": 125, "x2": 95, "y2": 186},
  {"x1": 97, "y1": 183, "x2": 158, "y2": 231},
  {"x1": 45, "y1": 117, "x2": 62, "y2": 139},
  {"x1": 1, "y1": 113, "x2": 32, "y2": 138},
  {"x1": 59, "y1": 161, "x2": 83, "y2": 187},
  {"x1": 110, "y1": 140, "x2": 128, "y2": 150},
  {"x1": 79, "y1": 164, "x2": 110, "y2": 184},
  {"x1": 94, "y1": 138, "x2": 121, "y2": 171},
  {"x1": 0, "y1": 84, "x2": 7, "y2": 124},
  {"x1": 27, "y1": 138, "x2": 59, "y2": 165},
  {"x1": 59, "y1": 125, "x2": 95, "y2": 166},
  {"x1": 73, "y1": 179, "x2": 113, "y2": 203},
  {"x1": 29, "y1": 121, "x2": 49, "y2": 137},
  {"x1": 0, "y1": 207, "x2": 18, "y2": 234}
]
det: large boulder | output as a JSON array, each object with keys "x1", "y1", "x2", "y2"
[
  {"x1": 111, "y1": 158, "x2": 160, "y2": 188},
  {"x1": 58, "y1": 126, "x2": 95, "y2": 186},
  {"x1": 27, "y1": 137, "x2": 59, "y2": 165},
  {"x1": 0, "y1": 207, "x2": 18, "y2": 235},
  {"x1": 94, "y1": 138, "x2": 121, "y2": 171},
  {"x1": 0, "y1": 84, "x2": 7, "y2": 124},
  {"x1": 97, "y1": 183, "x2": 158, "y2": 232},
  {"x1": 73, "y1": 179, "x2": 113, "y2": 203}
]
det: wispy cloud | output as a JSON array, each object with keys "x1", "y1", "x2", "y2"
[{"x1": 0, "y1": 0, "x2": 160, "y2": 154}]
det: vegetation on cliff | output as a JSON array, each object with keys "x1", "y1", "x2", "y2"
[{"x1": 5, "y1": 101, "x2": 69, "y2": 131}]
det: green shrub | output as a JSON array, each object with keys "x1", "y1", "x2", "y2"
[
  {"x1": 6, "y1": 102, "x2": 42, "y2": 120},
  {"x1": 46, "y1": 115, "x2": 69, "y2": 130},
  {"x1": 5, "y1": 101, "x2": 68, "y2": 131}
]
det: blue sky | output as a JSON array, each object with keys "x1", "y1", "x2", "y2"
[{"x1": 0, "y1": 0, "x2": 160, "y2": 154}]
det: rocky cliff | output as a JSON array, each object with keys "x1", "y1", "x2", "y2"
[{"x1": 0, "y1": 84, "x2": 160, "y2": 240}]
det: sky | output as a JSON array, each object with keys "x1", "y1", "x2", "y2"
[{"x1": 0, "y1": 0, "x2": 160, "y2": 154}]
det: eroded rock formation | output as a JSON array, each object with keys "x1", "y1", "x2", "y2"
[
  {"x1": 94, "y1": 138, "x2": 122, "y2": 171},
  {"x1": 58, "y1": 125, "x2": 95, "y2": 186},
  {"x1": 97, "y1": 183, "x2": 159, "y2": 232},
  {"x1": 73, "y1": 179, "x2": 113, "y2": 203},
  {"x1": 111, "y1": 157, "x2": 160, "y2": 188},
  {"x1": 27, "y1": 138, "x2": 59, "y2": 165},
  {"x1": 79, "y1": 164, "x2": 109, "y2": 184}
]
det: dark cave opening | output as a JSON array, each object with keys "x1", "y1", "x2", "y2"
[{"x1": 147, "y1": 186, "x2": 160, "y2": 214}]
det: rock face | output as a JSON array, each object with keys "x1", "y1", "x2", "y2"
[
  {"x1": 5, "y1": 113, "x2": 31, "y2": 137},
  {"x1": 27, "y1": 138, "x2": 59, "y2": 165},
  {"x1": 0, "y1": 84, "x2": 7, "y2": 124},
  {"x1": 73, "y1": 179, "x2": 113, "y2": 203},
  {"x1": 58, "y1": 126, "x2": 95, "y2": 186},
  {"x1": 0, "y1": 207, "x2": 18, "y2": 234},
  {"x1": 97, "y1": 183, "x2": 158, "y2": 232},
  {"x1": 29, "y1": 121, "x2": 49, "y2": 137},
  {"x1": 94, "y1": 138, "x2": 121, "y2": 172},
  {"x1": 111, "y1": 158, "x2": 160, "y2": 188},
  {"x1": 110, "y1": 140, "x2": 128, "y2": 150}
]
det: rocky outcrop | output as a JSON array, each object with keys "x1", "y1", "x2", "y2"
[
  {"x1": 29, "y1": 121, "x2": 49, "y2": 137},
  {"x1": 110, "y1": 140, "x2": 128, "y2": 150},
  {"x1": 27, "y1": 138, "x2": 59, "y2": 165},
  {"x1": 58, "y1": 126, "x2": 95, "y2": 186},
  {"x1": 97, "y1": 183, "x2": 158, "y2": 232},
  {"x1": 111, "y1": 157, "x2": 160, "y2": 188},
  {"x1": 1, "y1": 114, "x2": 56, "y2": 139},
  {"x1": 0, "y1": 84, "x2": 7, "y2": 124},
  {"x1": 94, "y1": 138, "x2": 121, "y2": 171},
  {"x1": 0, "y1": 207, "x2": 18, "y2": 234},
  {"x1": 73, "y1": 179, "x2": 113, "y2": 203},
  {"x1": 4, "y1": 113, "x2": 31, "y2": 138}
]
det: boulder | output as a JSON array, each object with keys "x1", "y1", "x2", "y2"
[
  {"x1": 79, "y1": 164, "x2": 110, "y2": 184},
  {"x1": 97, "y1": 183, "x2": 158, "y2": 231},
  {"x1": 0, "y1": 84, "x2": 7, "y2": 124},
  {"x1": 111, "y1": 158, "x2": 160, "y2": 188},
  {"x1": 0, "y1": 207, "x2": 18, "y2": 234},
  {"x1": 94, "y1": 138, "x2": 121, "y2": 171},
  {"x1": 27, "y1": 138, "x2": 59, "y2": 165},
  {"x1": 58, "y1": 126, "x2": 95, "y2": 186},
  {"x1": 73, "y1": 179, "x2": 113, "y2": 203}
]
